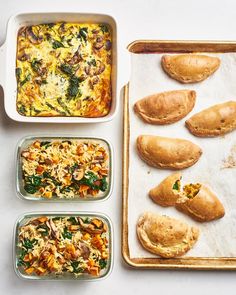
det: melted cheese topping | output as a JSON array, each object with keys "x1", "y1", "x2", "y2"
[{"x1": 16, "y1": 23, "x2": 112, "y2": 117}]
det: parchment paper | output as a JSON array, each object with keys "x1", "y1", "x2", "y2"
[{"x1": 128, "y1": 52, "x2": 236, "y2": 258}]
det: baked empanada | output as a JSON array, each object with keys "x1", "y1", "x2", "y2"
[
  {"x1": 161, "y1": 54, "x2": 220, "y2": 83},
  {"x1": 136, "y1": 135, "x2": 202, "y2": 169},
  {"x1": 149, "y1": 173, "x2": 181, "y2": 206},
  {"x1": 175, "y1": 184, "x2": 225, "y2": 222},
  {"x1": 134, "y1": 90, "x2": 196, "y2": 125},
  {"x1": 185, "y1": 101, "x2": 236, "y2": 137},
  {"x1": 137, "y1": 212, "x2": 199, "y2": 258}
]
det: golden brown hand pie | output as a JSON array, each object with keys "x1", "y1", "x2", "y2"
[
  {"x1": 134, "y1": 90, "x2": 196, "y2": 125},
  {"x1": 161, "y1": 54, "x2": 220, "y2": 83},
  {"x1": 185, "y1": 101, "x2": 236, "y2": 137},
  {"x1": 149, "y1": 173, "x2": 181, "y2": 206},
  {"x1": 136, "y1": 135, "x2": 202, "y2": 169},
  {"x1": 137, "y1": 212, "x2": 199, "y2": 258},
  {"x1": 175, "y1": 184, "x2": 225, "y2": 222}
]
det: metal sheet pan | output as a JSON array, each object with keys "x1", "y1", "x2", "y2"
[{"x1": 122, "y1": 40, "x2": 236, "y2": 270}]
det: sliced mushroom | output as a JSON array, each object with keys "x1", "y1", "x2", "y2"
[
  {"x1": 93, "y1": 42, "x2": 104, "y2": 50},
  {"x1": 73, "y1": 168, "x2": 84, "y2": 180},
  {"x1": 78, "y1": 242, "x2": 90, "y2": 260},
  {"x1": 21, "y1": 151, "x2": 30, "y2": 158},
  {"x1": 26, "y1": 27, "x2": 43, "y2": 45},
  {"x1": 17, "y1": 51, "x2": 30, "y2": 61},
  {"x1": 95, "y1": 61, "x2": 105, "y2": 75},
  {"x1": 18, "y1": 27, "x2": 27, "y2": 37},
  {"x1": 68, "y1": 47, "x2": 83, "y2": 65},
  {"x1": 92, "y1": 29, "x2": 100, "y2": 34},
  {"x1": 44, "y1": 158, "x2": 53, "y2": 165},
  {"x1": 48, "y1": 219, "x2": 60, "y2": 239},
  {"x1": 58, "y1": 22, "x2": 66, "y2": 34},
  {"x1": 78, "y1": 217, "x2": 106, "y2": 234},
  {"x1": 105, "y1": 40, "x2": 112, "y2": 51},
  {"x1": 89, "y1": 76, "x2": 100, "y2": 89}
]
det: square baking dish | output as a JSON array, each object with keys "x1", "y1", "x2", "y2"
[
  {"x1": 0, "y1": 12, "x2": 117, "y2": 123},
  {"x1": 14, "y1": 211, "x2": 113, "y2": 280},
  {"x1": 16, "y1": 135, "x2": 113, "y2": 201}
]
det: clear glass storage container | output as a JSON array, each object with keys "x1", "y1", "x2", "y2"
[
  {"x1": 16, "y1": 136, "x2": 113, "y2": 202},
  {"x1": 14, "y1": 211, "x2": 113, "y2": 280}
]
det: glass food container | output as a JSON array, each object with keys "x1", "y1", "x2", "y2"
[
  {"x1": 16, "y1": 136, "x2": 113, "y2": 202},
  {"x1": 14, "y1": 211, "x2": 113, "y2": 281}
]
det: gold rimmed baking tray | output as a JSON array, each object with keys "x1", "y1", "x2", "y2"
[{"x1": 122, "y1": 40, "x2": 236, "y2": 270}]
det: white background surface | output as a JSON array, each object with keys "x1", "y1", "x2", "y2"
[{"x1": 0, "y1": 0, "x2": 236, "y2": 294}]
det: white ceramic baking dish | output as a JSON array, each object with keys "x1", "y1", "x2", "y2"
[{"x1": 0, "y1": 12, "x2": 117, "y2": 123}]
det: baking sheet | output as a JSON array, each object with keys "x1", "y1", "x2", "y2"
[{"x1": 128, "y1": 52, "x2": 236, "y2": 258}]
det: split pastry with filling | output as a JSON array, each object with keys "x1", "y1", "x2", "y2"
[
  {"x1": 149, "y1": 172, "x2": 225, "y2": 222},
  {"x1": 134, "y1": 90, "x2": 196, "y2": 125},
  {"x1": 185, "y1": 101, "x2": 236, "y2": 137},
  {"x1": 137, "y1": 212, "x2": 199, "y2": 258},
  {"x1": 136, "y1": 135, "x2": 202, "y2": 169},
  {"x1": 161, "y1": 54, "x2": 220, "y2": 83},
  {"x1": 175, "y1": 184, "x2": 225, "y2": 222},
  {"x1": 149, "y1": 172, "x2": 181, "y2": 206}
]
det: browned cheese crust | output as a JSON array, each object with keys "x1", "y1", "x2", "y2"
[
  {"x1": 161, "y1": 54, "x2": 220, "y2": 83},
  {"x1": 185, "y1": 101, "x2": 236, "y2": 137},
  {"x1": 136, "y1": 135, "x2": 202, "y2": 169}
]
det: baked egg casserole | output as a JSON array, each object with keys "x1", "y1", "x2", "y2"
[{"x1": 16, "y1": 23, "x2": 112, "y2": 117}]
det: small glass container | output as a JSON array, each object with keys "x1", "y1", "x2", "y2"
[
  {"x1": 14, "y1": 211, "x2": 113, "y2": 281},
  {"x1": 16, "y1": 135, "x2": 113, "y2": 202}
]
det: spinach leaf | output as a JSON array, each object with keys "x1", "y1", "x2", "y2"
[
  {"x1": 60, "y1": 64, "x2": 73, "y2": 76},
  {"x1": 52, "y1": 40, "x2": 65, "y2": 49},
  {"x1": 87, "y1": 59, "x2": 96, "y2": 66},
  {"x1": 30, "y1": 175, "x2": 41, "y2": 186},
  {"x1": 83, "y1": 217, "x2": 90, "y2": 224},
  {"x1": 24, "y1": 184, "x2": 37, "y2": 194},
  {"x1": 57, "y1": 97, "x2": 71, "y2": 115},
  {"x1": 69, "y1": 163, "x2": 79, "y2": 174},
  {"x1": 77, "y1": 171, "x2": 98, "y2": 189},
  {"x1": 22, "y1": 238, "x2": 37, "y2": 250},
  {"x1": 24, "y1": 175, "x2": 42, "y2": 194},
  {"x1": 52, "y1": 217, "x2": 61, "y2": 221},
  {"x1": 68, "y1": 217, "x2": 79, "y2": 225},
  {"x1": 78, "y1": 27, "x2": 88, "y2": 42},
  {"x1": 43, "y1": 172, "x2": 61, "y2": 186},
  {"x1": 77, "y1": 172, "x2": 108, "y2": 192},
  {"x1": 62, "y1": 227, "x2": 72, "y2": 239},
  {"x1": 46, "y1": 23, "x2": 55, "y2": 28},
  {"x1": 18, "y1": 105, "x2": 26, "y2": 115},
  {"x1": 67, "y1": 76, "x2": 81, "y2": 98},
  {"x1": 16, "y1": 68, "x2": 22, "y2": 81},
  {"x1": 31, "y1": 58, "x2": 42, "y2": 72},
  {"x1": 40, "y1": 141, "x2": 51, "y2": 148},
  {"x1": 99, "y1": 259, "x2": 107, "y2": 269},
  {"x1": 100, "y1": 177, "x2": 108, "y2": 192},
  {"x1": 71, "y1": 261, "x2": 83, "y2": 273},
  {"x1": 99, "y1": 24, "x2": 109, "y2": 34},
  {"x1": 37, "y1": 224, "x2": 49, "y2": 236},
  {"x1": 17, "y1": 249, "x2": 30, "y2": 267},
  {"x1": 20, "y1": 74, "x2": 31, "y2": 86},
  {"x1": 172, "y1": 180, "x2": 180, "y2": 190}
]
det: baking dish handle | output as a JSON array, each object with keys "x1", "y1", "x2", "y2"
[{"x1": 0, "y1": 43, "x2": 6, "y2": 87}]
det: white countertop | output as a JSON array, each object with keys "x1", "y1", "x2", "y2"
[{"x1": 0, "y1": 0, "x2": 236, "y2": 294}]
